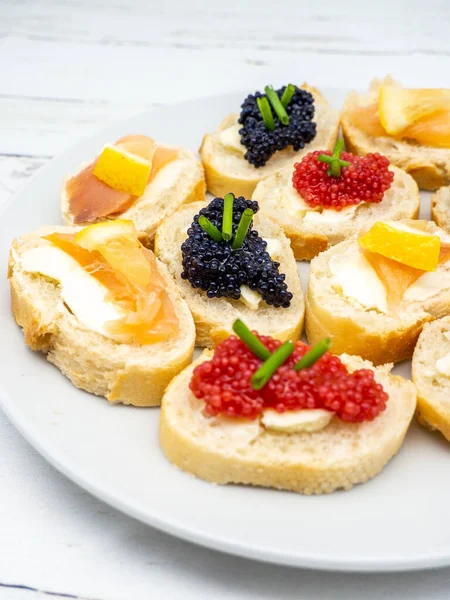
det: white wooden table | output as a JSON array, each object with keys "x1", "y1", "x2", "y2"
[{"x1": 2, "y1": 1, "x2": 450, "y2": 598}]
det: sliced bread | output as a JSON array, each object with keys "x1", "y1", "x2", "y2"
[
  {"x1": 253, "y1": 165, "x2": 420, "y2": 261},
  {"x1": 160, "y1": 351, "x2": 416, "y2": 495},
  {"x1": 154, "y1": 201, "x2": 304, "y2": 347},
  {"x1": 306, "y1": 224, "x2": 450, "y2": 365},
  {"x1": 412, "y1": 316, "x2": 450, "y2": 441},
  {"x1": 200, "y1": 85, "x2": 340, "y2": 199},
  {"x1": 431, "y1": 186, "x2": 450, "y2": 232},
  {"x1": 9, "y1": 226, "x2": 196, "y2": 406}
]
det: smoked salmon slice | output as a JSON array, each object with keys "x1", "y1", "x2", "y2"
[
  {"x1": 403, "y1": 111, "x2": 450, "y2": 148},
  {"x1": 66, "y1": 162, "x2": 136, "y2": 225},
  {"x1": 66, "y1": 135, "x2": 179, "y2": 224},
  {"x1": 346, "y1": 103, "x2": 386, "y2": 137},
  {"x1": 45, "y1": 226, "x2": 178, "y2": 344},
  {"x1": 347, "y1": 103, "x2": 450, "y2": 148},
  {"x1": 362, "y1": 243, "x2": 450, "y2": 310},
  {"x1": 148, "y1": 146, "x2": 179, "y2": 180}
]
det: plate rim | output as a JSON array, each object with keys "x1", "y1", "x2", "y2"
[
  {"x1": 1, "y1": 88, "x2": 448, "y2": 573},
  {"x1": 2, "y1": 378, "x2": 449, "y2": 573}
]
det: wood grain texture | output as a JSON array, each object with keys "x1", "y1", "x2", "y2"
[
  {"x1": 2, "y1": 1, "x2": 450, "y2": 599},
  {"x1": 1, "y1": 0, "x2": 450, "y2": 159}
]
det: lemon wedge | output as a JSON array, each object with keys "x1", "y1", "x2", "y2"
[
  {"x1": 93, "y1": 144, "x2": 152, "y2": 196},
  {"x1": 74, "y1": 219, "x2": 136, "y2": 247},
  {"x1": 379, "y1": 82, "x2": 450, "y2": 136},
  {"x1": 358, "y1": 221, "x2": 440, "y2": 271},
  {"x1": 75, "y1": 220, "x2": 151, "y2": 286}
]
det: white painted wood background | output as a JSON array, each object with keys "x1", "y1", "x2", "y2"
[{"x1": 1, "y1": 1, "x2": 450, "y2": 598}]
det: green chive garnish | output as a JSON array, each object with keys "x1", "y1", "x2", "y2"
[
  {"x1": 231, "y1": 208, "x2": 254, "y2": 250},
  {"x1": 198, "y1": 215, "x2": 223, "y2": 243},
  {"x1": 293, "y1": 338, "x2": 332, "y2": 371},
  {"x1": 257, "y1": 96, "x2": 275, "y2": 131},
  {"x1": 222, "y1": 193, "x2": 234, "y2": 241},
  {"x1": 232, "y1": 319, "x2": 271, "y2": 361},
  {"x1": 318, "y1": 138, "x2": 350, "y2": 177},
  {"x1": 265, "y1": 85, "x2": 289, "y2": 125},
  {"x1": 251, "y1": 341, "x2": 295, "y2": 390},
  {"x1": 280, "y1": 83, "x2": 296, "y2": 108}
]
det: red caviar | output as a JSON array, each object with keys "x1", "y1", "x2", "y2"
[
  {"x1": 292, "y1": 150, "x2": 394, "y2": 210},
  {"x1": 190, "y1": 335, "x2": 388, "y2": 422}
]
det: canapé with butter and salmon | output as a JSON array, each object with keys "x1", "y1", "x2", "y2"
[{"x1": 61, "y1": 134, "x2": 205, "y2": 246}]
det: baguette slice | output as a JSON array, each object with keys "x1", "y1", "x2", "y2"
[
  {"x1": 160, "y1": 352, "x2": 416, "y2": 495},
  {"x1": 154, "y1": 201, "x2": 304, "y2": 347},
  {"x1": 412, "y1": 316, "x2": 450, "y2": 441},
  {"x1": 61, "y1": 145, "x2": 206, "y2": 247},
  {"x1": 253, "y1": 165, "x2": 420, "y2": 261},
  {"x1": 200, "y1": 85, "x2": 340, "y2": 199},
  {"x1": 9, "y1": 226, "x2": 196, "y2": 406},
  {"x1": 306, "y1": 223, "x2": 450, "y2": 365},
  {"x1": 431, "y1": 186, "x2": 450, "y2": 233},
  {"x1": 342, "y1": 78, "x2": 450, "y2": 191}
]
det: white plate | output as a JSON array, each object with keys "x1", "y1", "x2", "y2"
[{"x1": 0, "y1": 89, "x2": 448, "y2": 573}]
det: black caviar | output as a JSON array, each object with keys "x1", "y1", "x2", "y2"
[
  {"x1": 181, "y1": 197, "x2": 293, "y2": 308},
  {"x1": 238, "y1": 85, "x2": 316, "y2": 168}
]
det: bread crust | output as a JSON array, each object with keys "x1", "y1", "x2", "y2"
[
  {"x1": 160, "y1": 353, "x2": 416, "y2": 494},
  {"x1": 431, "y1": 186, "x2": 450, "y2": 233},
  {"x1": 200, "y1": 85, "x2": 340, "y2": 198},
  {"x1": 285, "y1": 229, "x2": 329, "y2": 262},
  {"x1": 412, "y1": 317, "x2": 450, "y2": 441},
  {"x1": 10, "y1": 272, "x2": 55, "y2": 352},
  {"x1": 199, "y1": 136, "x2": 257, "y2": 200},
  {"x1": 305, "y1": 291, "x2": 431, "y2": 365},
  {"x1": 183, "y1": 177, "x2": 207, "y2": 205},
  {"x1": 9, "y1": 228, "x2": 196, "y2": 407},
  {"x1": 415, "y1": 397, "x2": 450, "y2": 442},
  {"x1": 61, "y1": 146, "x2": 206, "y2": 247}
]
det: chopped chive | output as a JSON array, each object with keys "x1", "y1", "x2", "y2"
[
  {"x1": 251, "y1": 341, "x2": 295, "y2": 390},
  {"x1": 232, "y1": 319, "x2": 272, "y2": 361},
  {"x1": 198, "y1": 215, "x2": 223, "y2": 243},
  {"x1": 222, "y1": 193, "x2": 234, "y2": 241},
  {"x1": 329, "y1": 158, "x2": 349, "y2": 177},
  {"x1": 265, "y1": 85, "x2": 289, "y2": 125},
  {"x1": 318, "y1": 155, "x2": 350, "y2": 170},
  {"x1": 293, "y1": 338, "x2": 332, "y2": 371},
  {"x1": 231, "y1": 208, "x2": 254, "y2": 250},
  {"x1": 317, "y1": 155, "x2": 333, "y2": 164},
  {"x1": 257, "y1": 96, "x2": 275, "y2": 131},
  {"x1": 280, "y1": 84, "x2": 296, "y2": 108},
  {"x1": 318, "y1": 138, "x2": 349, "y2": 177},
  {"x1": 331, "y1": 138, "x2": 345, "y2": 158}
]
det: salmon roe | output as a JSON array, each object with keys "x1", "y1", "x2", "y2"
[
  {"x1": 189, "y1": 335, "x2": 388, "y2": 423},
  {"x1": 292, "y1": 150, "x2": 394, "y2": 210}
]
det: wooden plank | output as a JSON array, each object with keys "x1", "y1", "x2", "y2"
[
  {"x1": 2, "y1": 2, "x2": 450, "y2": 599},
  {"x1": 0, "y1": 95, "x2": 152, "y2": 155},
  {"x1": 0, "y1": 155, "x2": 47, "y2": 207},
  {"x1": 0, "y1": 42, "x2": 448, "y2": 157},
  {"x1": 2, "y1": 0, "x2": 450, "y2": 53}
]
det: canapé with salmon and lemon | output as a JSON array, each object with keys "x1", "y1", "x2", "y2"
[
  {"x1": 9, "y1": 219, "x2": 195, "y2": 406},
  {"x1": 306, "y1": 219, "x2": 450, "y2": 365},
  {"x1": 61, "y1": 135, "x2": 205, "y2": 246},
  {"x1": 341, "y1": 77, "x2": 450, "y2": 190}
]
